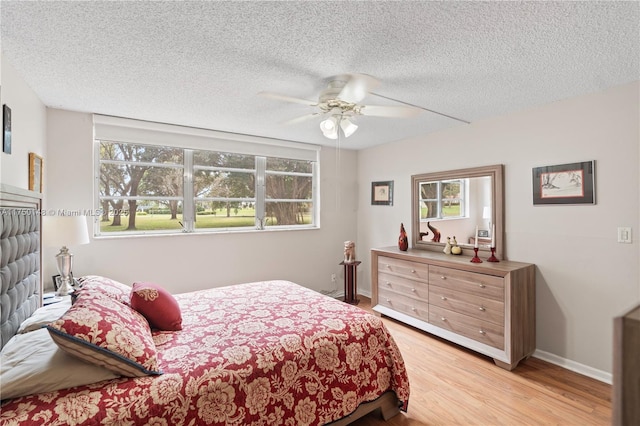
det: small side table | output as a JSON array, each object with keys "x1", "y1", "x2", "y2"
[
  {"x1": 43, "y1": 292, "x2": 71, "y2": 306},
  {"x1": 340, "y1": 260, "x2": 361, "y2": 305}
]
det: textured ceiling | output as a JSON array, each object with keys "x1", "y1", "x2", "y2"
[{"x1": 1, "y1": 1, "x2": 638, "y2": 150}]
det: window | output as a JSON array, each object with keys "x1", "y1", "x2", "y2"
[
  {"x1": 95, "y1": 115, "x2": 319, "y2": 236},
  {"x1": 418, "y1": 178, "x2": 467, "y2": 220}
]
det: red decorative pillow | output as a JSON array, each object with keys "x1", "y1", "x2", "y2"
[
  {"x1": 47, "y1": 291, "x2": 161, "y2": 377},
  {"x1": 77, "y1": 275, "x2": 132, "y2": 305},
  {"x1": 130, "y1": 282, "x2": 182, "y2": 331}
]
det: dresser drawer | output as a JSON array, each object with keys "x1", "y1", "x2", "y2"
[
  {"x1": 378, "y1": 272, "x2": 429, "y2": 302},
  {"x1": 378, "y1": 256, "x2": 429, "y2": 282},
  {"x1": 429, "y1": 286, "x2": 504, "y2": 326},
  {"x1": 429, "y1": 265, "x2": 504, "y2": 301},
  {"x1": 378, "y1": 287, "x2": 429, "y2": 322},
  {"x1": 429, "y1": 306, "x2": 504, "y2": 350}
]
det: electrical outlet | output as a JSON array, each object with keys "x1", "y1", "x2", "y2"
[
  {"x1": 331, "y1": 274, "x2": 337, "y2": 282},
  {"x1": 617, "y1": 227, "x2": 632, "y2": 243}
]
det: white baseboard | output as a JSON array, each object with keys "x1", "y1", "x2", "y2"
[
  {"x1": 358, "y1": 292, "x2": 611, "y2": 383},
  {"x1": 533, "y1": 349, "x2": 612, "y2": 384},
  {"x1": 358, "y1": 289, "x2": 372, "y2": 298}
]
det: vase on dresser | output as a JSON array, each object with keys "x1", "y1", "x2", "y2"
[{"x1": 398, "y1": 223, "x2": 409, "y2": 251}]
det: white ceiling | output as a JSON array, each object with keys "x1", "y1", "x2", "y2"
[{"x1": 1, "y1": 1, "x2": 638, "y2": 150}]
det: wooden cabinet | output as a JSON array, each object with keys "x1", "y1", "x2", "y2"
[
  {"x1": 371, "y1": 247, "x2": 535, "y2": 370},
  {"x1": 613, "y1": 304, "x2": 640, "y2": 426}
]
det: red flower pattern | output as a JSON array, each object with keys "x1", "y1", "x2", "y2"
[{"x1": 1, "y1": 280, "x2": 409, "y2": 425}]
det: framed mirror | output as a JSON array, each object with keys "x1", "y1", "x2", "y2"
[{"x1": 411, "y1": 164, "x2": 505, "y2": 260}]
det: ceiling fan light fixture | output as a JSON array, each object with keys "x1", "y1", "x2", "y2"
[
  {"x1": 340, "y1": 117, "x2": 358, "y2": 138},
  {"x1": 320, "y1": 116, "x2": 339, "y2": 139}
]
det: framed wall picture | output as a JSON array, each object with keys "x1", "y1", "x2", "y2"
[
  {"x1": 29, "y1": 153, "x2": 43, "y2": 193},
  {"x1": 532, "y1": 161, "x2": 595, "y2": 205},
  {"x1": 371, "y1": 180, "x2": 394, "y2": 206},
  {"x1": 3, "y1": 104, "x2": 11, "y2": 154}
]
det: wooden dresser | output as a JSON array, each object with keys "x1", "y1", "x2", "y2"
[{"x1": 371, "y1": 247, "x2": 535, "y2": 370}]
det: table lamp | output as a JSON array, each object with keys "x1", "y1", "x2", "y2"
[
  {"x1": 43, "y1": 216, "x2": 90, "y2": 296},
  {"x1": 482, "y1": 206, "x2": 491, "y2": 233}
]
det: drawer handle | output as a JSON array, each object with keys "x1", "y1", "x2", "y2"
[
  {"x1": 441, "y1": 296, "x2": 447, "y2": 301},
  {"x1": 411, "y1": 269, "x2": 416, "y2": 273},
  {"x1": 386, "y1": 264, "x2": 391, "y2": 269},
  {"x1": 440, "y1": 276, "x2": 446, "y2": 280},
  {"x1": 411, "y1": 288, "x2": 416, "y2": 292},
  {"x1": 441, "y1": 317, "x2": 446, "y2": 321},
  {"x1": 479, "y1": 284, "x2": 486, "y2": 288},
  {"x1": 411, "y1": 307, "x2": 416, "y2": 311},
  {"x1": 479, "y1": 306, "x2": 486, "y2": 311},
  {"x1": 479, "y1": 330, "x2": 486, "y2": 335},
  {"x1": 386, "y1": 281, "x2": 391, "y2": 286}
]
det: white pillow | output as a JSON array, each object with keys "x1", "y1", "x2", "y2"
[
  {"x1": 0, "y1": 328, "x2": 118, "y2": 400},
  {"x1": 17, "y1": 298, "x2": 72, "y2": 334}
]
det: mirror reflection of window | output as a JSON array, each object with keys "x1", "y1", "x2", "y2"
[
  {"x1": 419, "y1": 179, "x2": 466, "y2": 220},
  {"x1": 411, "y1": 164, "x2": 504, "y2": 260}
]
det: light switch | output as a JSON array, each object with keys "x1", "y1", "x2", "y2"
[{"x1": 617, "y1": 227, "x2": 632, "y2": 243}]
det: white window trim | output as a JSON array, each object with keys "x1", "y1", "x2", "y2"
[
  {"x1": 419, "y1": 178, "x2": 468, "y2": 221},
  {"x1": 94, "y1": 114, "x2": 319, "y2": 161},
  {"x1": 94, "y1": 115, "x2": 320, "y2": 237}
]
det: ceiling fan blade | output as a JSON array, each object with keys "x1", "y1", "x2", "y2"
[
  {"x1": 337, "y1": 73, "x2": 380, "y2": 103},
  {"x1": 359, "y1": 105, "x2": 421, "y2": 118},
  {"x1": 281, "y1": 112, "x2": 323, "y2": 125},
  {"x1": 258, "y1": 91, "x2": 318, "y2": 107}
]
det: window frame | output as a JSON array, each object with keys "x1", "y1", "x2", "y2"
[
  {"x1": 93, "y1": 115, "x2": 320, "y2": 237},
  {"x1": 418, "y1": 178, "x2": 468, "y2": 221}
]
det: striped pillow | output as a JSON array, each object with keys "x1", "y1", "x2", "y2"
[{"x1": 47, "y1": 290, "x2": 162, "y2": 377}]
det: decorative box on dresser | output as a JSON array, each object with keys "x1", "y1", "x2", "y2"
[{"x1": 371, "y1": 246, "x2": 535, "y2": 370}]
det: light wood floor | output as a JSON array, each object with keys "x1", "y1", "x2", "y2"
[{"x1": 351, "y1": 296, "x2": 612, "y2": 425}]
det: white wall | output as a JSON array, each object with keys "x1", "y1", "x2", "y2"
[
  {"x1": 357, "y1": 81, "x2": 640, "y2": 377},
  {"x1": 43, "y1": 109, "x2": 359, "y2": 295},
  {"x1": 0, "y1": 55, "x2": 47, "y2": 189}
]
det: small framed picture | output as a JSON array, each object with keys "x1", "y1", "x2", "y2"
[
  {"x1": 29, "y1": 153, "x2": 43, "y2": 193},
  {"x1": 532, "y1": 161, "x2": 595, "y2": 205},
  {"x1": 478, "y1": 229, "x2": 490, "y2": 238},
  {"x1": 3, "y1": 104, "x2": 11, "y2": 154},
  {"x1": 52, "y1": 275, "x2": 61, "y2": 291},
  {"x1": 371, "y1": 181, "x2": 394, "y2": 206},
  {"x1": 52, "y1": 273, "x2": 78, "y2": 290}
]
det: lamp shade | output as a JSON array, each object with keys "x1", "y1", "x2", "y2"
[
  {"x1": 320, "y1": 116, "x2": 339, "y2": 139},
  {"x1": 482, "y1": 206, "x2": 491, "y2": 220},
  {"x1": 340, "y1": 117, "x2": 358, "y2": 137},
  {"x1": 43, "y1": 216, "x2": 90, "y2": 248}
]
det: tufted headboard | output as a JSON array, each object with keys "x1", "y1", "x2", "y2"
[{"x1": 0, "y1": 184, "x2": 42, "y2": 350}]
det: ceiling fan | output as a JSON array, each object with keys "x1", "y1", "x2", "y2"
[{"x1": 259, "y1": 73, "x2": 422, "y2": 139}]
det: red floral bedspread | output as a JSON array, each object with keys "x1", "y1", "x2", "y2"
[{"x1": 1, "y1": 280, "x2": 409, "y2": 425}]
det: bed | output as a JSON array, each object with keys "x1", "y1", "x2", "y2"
[{"x1": 0, "y1": 186, "x2": 410, "y2": 425}]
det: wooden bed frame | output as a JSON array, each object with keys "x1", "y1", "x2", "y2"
[
  {"x1": 0, "y1": 184, "x2": 402, "y2": 423},
  {"x1": 331, "y1": 391, "x2": 400, "y2": 424}
]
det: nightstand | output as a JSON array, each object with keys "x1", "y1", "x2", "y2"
[{"x1": 43, "y1": 292, "x2": 70, "y2": 306}]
